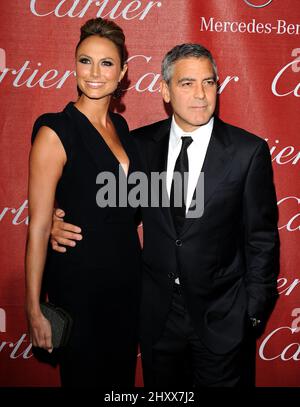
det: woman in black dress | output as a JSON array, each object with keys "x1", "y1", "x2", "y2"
[{"x1": 25, "y1": 18, "x2": 141, "y2": 387}]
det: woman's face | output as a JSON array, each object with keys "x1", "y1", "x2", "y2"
[{"x1": 75, "y1": 35, "x2": 127, "y2": 100}]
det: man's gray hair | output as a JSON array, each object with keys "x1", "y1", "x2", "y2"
[{"x1": 162, "y1": 43, "x2": 218, "y2": 84}]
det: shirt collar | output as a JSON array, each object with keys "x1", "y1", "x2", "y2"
[{"x1": 170, "y1": 115, "x2": 214, "y2": 149}]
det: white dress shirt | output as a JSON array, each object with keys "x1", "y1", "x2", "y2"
[{"x1": 166, "y1": 115, "x2": 214, "y2": 213}]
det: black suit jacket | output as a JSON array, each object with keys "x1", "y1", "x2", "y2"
[{"x1": 131, "y1": 116, "x2": 279, "y2": 355}]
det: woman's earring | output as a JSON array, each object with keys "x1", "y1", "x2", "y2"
[
  {"x1": 74, "y1": 71, "x2": 77, "y2": 77},
  {"x1": 113, "y1": 82, "x2": 122, "y2": 99}
]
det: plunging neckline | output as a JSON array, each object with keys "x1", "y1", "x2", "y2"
[{"x1": 69, "y1": 102, "x2": 130, "y2": 176}]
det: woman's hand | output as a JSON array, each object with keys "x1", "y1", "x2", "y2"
[{"x1": 28, "y1": 310, "x2": 53, "y2": 353}]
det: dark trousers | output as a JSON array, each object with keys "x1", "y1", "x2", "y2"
[
  {"x1": 142, "y1": 286, "x2": 256, "y2": 388},
  {"x1": 59, "y1": 348, "x2": 137, "y2": 388}
]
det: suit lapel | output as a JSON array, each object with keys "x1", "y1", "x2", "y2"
[
  {"x1": 201, "y1": 117, "x2": 234, "y2": 206},
  {"x1": 147, "y1": 119, "x2": 177, "y2": 237},
  {"x1": 181, "y1": 117, "x2": 234, "y2": 236}
]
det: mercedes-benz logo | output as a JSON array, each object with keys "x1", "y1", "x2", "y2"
[{"x1": 243, "y1": 0, "x2": 273, "y2": 7}]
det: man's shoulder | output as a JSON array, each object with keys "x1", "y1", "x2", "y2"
[
  {"x1": 130, "y1": 118, "x2": 171, "y2": 140},
  {"x1": 217, "y1": 118, "x2": 266, "y2": 149}
]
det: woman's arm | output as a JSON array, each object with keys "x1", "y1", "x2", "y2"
[{"x1": 25, "y1": 125, "x2": 66, "y2": 352}]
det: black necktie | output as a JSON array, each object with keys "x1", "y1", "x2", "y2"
[{"x1": 170, "y1": 136, "x2": 193, "y2": 231}]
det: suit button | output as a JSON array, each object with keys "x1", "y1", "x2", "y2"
[
  {"x1": 168, "y1": 272, "x2": 175, "y2": 279},
  {"x1": 175, "y1": 239, "x2": 182, "y2": 247}
]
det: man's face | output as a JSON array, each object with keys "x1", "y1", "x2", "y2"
[{"x1": 161, "y1": 57, "x2": 217, "y2": 132}]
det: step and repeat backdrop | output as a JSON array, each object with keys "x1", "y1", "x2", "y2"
[{"x1": 0, "y1": 0, "x2": 299, "y2": 387}]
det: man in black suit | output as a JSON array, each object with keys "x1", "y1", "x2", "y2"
[{"x1": 51, "y1": 44, "x2": 279, "y2": 387}]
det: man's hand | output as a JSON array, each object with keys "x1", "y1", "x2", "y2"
[{"x1": 51, "y1": 209, "x2": 82, "y2": 252}]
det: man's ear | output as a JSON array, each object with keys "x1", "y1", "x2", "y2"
[{"x1": 160, "y1": 80, "x2": 170, "y2": 103}]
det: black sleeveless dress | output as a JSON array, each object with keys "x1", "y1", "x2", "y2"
[{"x1": 32, "y1": 102, "x2": 142, "y2": 387}]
